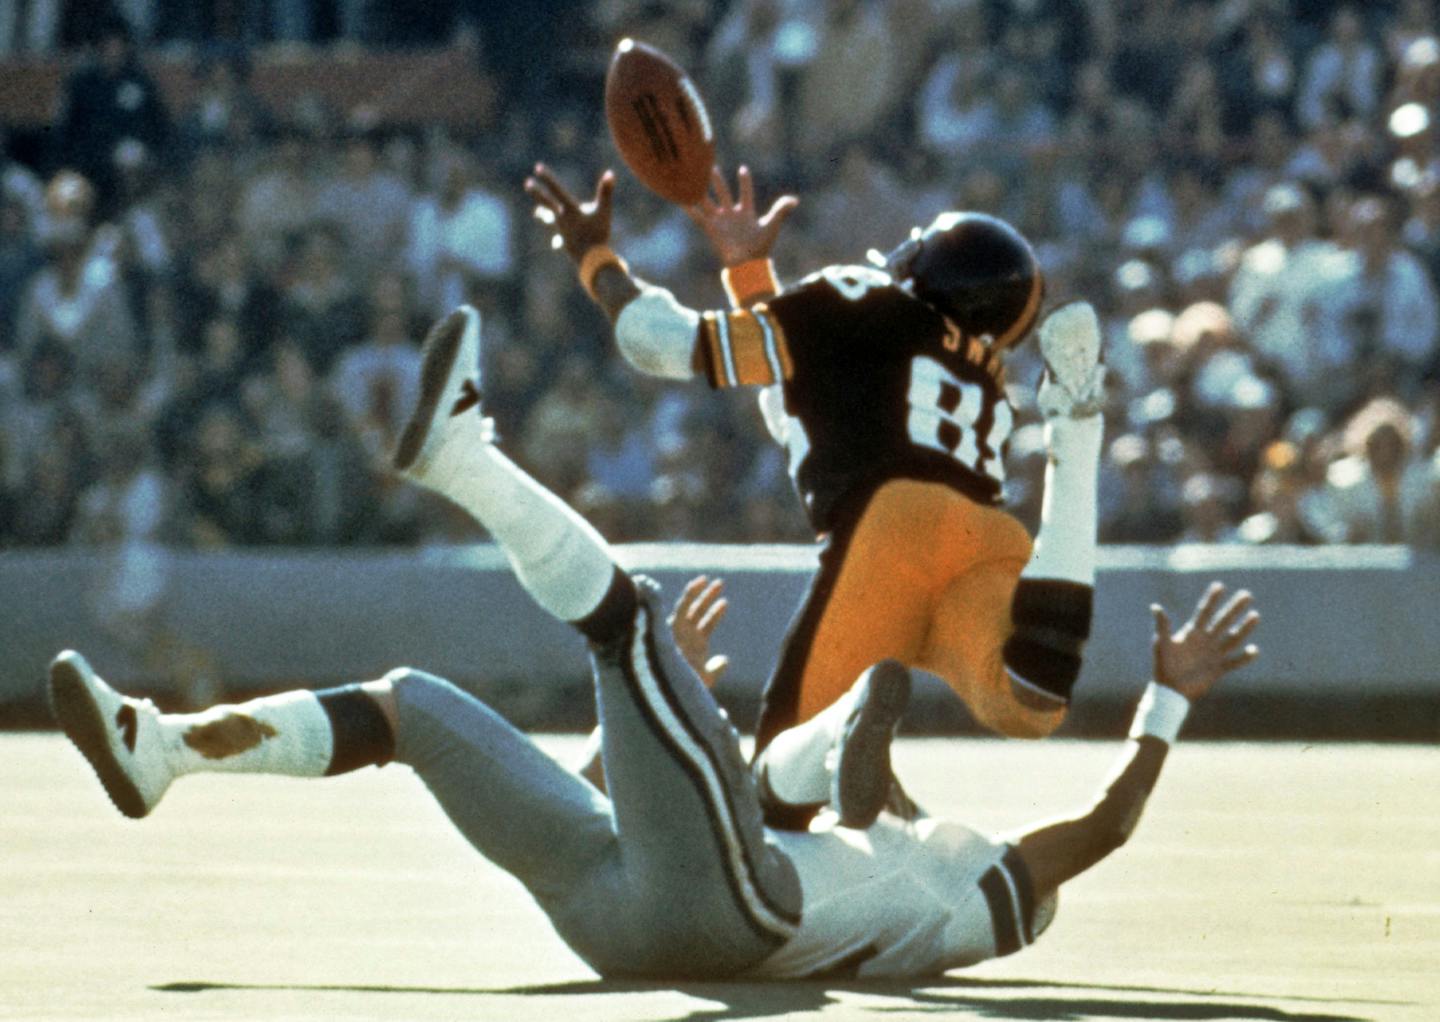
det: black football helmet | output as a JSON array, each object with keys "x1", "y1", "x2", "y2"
[{"x1": 872, "y1": 211, "x2": 1044, "y2": 350}]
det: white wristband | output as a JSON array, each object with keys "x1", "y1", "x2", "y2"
[{"x1": 1128, "y1": 682, "x2": 1190, "y2": 744}]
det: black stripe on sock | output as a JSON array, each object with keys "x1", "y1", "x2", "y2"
[
  {"x1": 572, "y1": 567, "x2": 639, "y2": 646},
  {"x1": 1002, "y1": 845, "x2": 1037, "y2": 945},
  {"x1": 1003, "y1": 579, "x2": 1094, "y2": 702},
  {"x1": 756, "y1": 762, "x2": 827, "y2": 832},
  {"x1": 1011, "y1": 579, "x2": 1093, "y2": 639},
  {"x1": 979, "y1": 864, "x2": 1022, "y2": 957},
  {"x1": 316, "y1": 685, "x2": 395, "y2": 776}
]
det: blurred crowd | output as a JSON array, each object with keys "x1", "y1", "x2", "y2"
[{"x1": 3, "y1": 0, "x2": 1440, "y2": 555}]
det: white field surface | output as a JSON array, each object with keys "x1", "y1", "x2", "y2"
[{"x1": 3, "y1": 734, "x2": 1436, "y2": 1022}]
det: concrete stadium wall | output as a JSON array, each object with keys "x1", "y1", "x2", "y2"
[{"x1": 2, "y1": 545, "x2": 1437, "y2": 733}]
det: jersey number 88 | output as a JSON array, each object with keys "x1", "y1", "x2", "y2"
[{"x1": 906, "y1": 356, "x2": 1011, "y2": 486}]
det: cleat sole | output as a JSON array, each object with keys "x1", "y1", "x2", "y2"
[
  {"x1": 49, "y1": 657, "x2": 149, "y2": 819},
  {"x1": 835, "y1": 660, "x2": 912, "y2": 829},
  {"x1": 393, "y1": 308, "x2": 472, "y2": 473}
]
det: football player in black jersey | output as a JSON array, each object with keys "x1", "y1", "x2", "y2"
[{"x1": 526, "y1": 164, "x2": 1106, "y2": 823}]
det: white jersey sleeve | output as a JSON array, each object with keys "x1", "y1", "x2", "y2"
[{"x1": 748, "y1": 814, "x2": 1047, "y2": 980}]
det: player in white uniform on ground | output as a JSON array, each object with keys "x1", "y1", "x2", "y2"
[{"x1": 49, "y1": 307, "x2": 1259, "y2": 981}]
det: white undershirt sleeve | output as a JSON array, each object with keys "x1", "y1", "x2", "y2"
[{"x1": 614, "y1": 282, "x2": 702, "y2": 380}]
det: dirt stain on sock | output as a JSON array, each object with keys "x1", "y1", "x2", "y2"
[{"x1": 183, "y1": 713, "x2": 277, "y2": 760}]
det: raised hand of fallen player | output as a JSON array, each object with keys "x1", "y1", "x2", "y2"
[
  {"x1": 685, "y1": 165, "x2": 797, "y2": 267},
  {"x1": 524, "y1": 163, "x2": 615, "y2": 263},
  {"x1": 1151, "y1": 582, "x2": 1260, "y2": 702},
  {"x1": 669, "y1": 575, "x2": 730, "y2": 689}
]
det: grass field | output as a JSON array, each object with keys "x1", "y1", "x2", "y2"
[{"x1": 3, "y1": 733, "x2": 1436, "y2": 1022}]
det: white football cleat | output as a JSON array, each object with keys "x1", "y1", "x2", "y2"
[
  {"x1": 392, "y1": 304, "x2": 493, "y2": 479},
  {"x1": 49, "y1": 651, "x2": 176, "y2": 819},
  {"x1": 830, "y1": 660, "x2": 911, "y2": 830},
  {"x1": 1036, "y1": 300, "x2": 1105, "y2": 419}
]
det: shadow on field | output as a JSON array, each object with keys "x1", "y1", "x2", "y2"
[{"x1": 153, "y1": 974, "x2": 1384, "y2": 1021}]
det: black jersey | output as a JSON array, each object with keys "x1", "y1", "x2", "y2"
[{"x1": 697, "y1": 265, "x2": 1018, "y2": 533}]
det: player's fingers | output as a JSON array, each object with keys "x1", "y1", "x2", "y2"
[
  {"x1": 1150, "y1": 603, "x2": 1172, "y2": 640},
  {"x1": 758, "y1": 194, "x2": 799, "y2": 231},
  {"x1": 593, "y1": 170, "x2": 616, "y2": 217},
  {"x1": 1223, "y1": 610, "x2": 1261, "y2": 651},
  {"x1": 1191, "y1": 581, "x2": 1226, "y2": 630},
  {"x1": 530, "y1": 164, "x2": 577, "y2": 212},
  {"x1": 710, "y1": 164, "x2": 735, "y2": 207},
  {"x1": 697, "y1": 595, "x2": 729, "y2": 636},
  {"x1": 1220, "y1": 645, "x2": 1260, "y2": 673},
  {"x1": 691, "y1": 576, "x2": 725, "y2": 618},
  {"x1": 737, "y1": 165, "x2": 756, "y2": 210},
  {"x1": 524, "y1": 180, "x2": 569, "y2": 225},
  {"x1": 523, "y1": 177, "x2": 557, "y2": 210},
  {"x1": 671, "y1": 575, "x2": 709, "y2": 621},
  {"x1": 1209, "y1": 589, "x2": 1253, "y2": 635}
]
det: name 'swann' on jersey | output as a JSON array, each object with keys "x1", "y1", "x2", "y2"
[{"x1": 700, "y1": 265, "x2": 1015, "y2": 530}]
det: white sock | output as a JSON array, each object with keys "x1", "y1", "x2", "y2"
[
  {"x1": 418, "y1": 420, "x2": 617, "y2": 622},
  {"x1": 1025, "y1": 413, "x2": 1103, "y2": 585},
  {"x1": 758, "y1": 684, "x2": 862, "y2": 806},
  {"x1": 160, "y1": 690, "x2": 333, "y2": 776}
]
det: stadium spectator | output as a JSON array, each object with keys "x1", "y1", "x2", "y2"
[
  {"x1": 15, "y1": 184, "x2": 140, "y2": 388},
  {"x1": 1227, "y1": 183, "x2": 1353, "y2": 410},
  {"x1": 178, "y1": 49, "x2": 272, "y2": 159},
  {"x1": 9, "y1": 410, "x2": 90, "y2": 546},
  {"x1": 5, "y1": 0, "x2": 1440, "y2": 553},
  {"x1": 1330, "y1": 194, "x2": 1439, "y2": 397},
  {"x1": 1100, "y1": 434, "x2": 1184, "y2": 545},
  {"x1": 179, "y1": 234, "x2": 278, "y2": 373},
  {"x1": 407, "y1": 151, "x2": 514, "y2": 319},
  {"x1": 1219, "y1": 10, "x2": 1299, "y2": 134},
  {"x1": 1315, "y1": 396, "x2": 1440, "y2": 545},
  {"x1": 177, "y1": 401, "x2": 268, "y2": 547},
  {"x1": 1402, "y1": 175, "x2": 1440, "y2": 290},
  {"x1": 314, "y1": 134, "x2": 413, "y2": 283},
  {"x1": 279, "y1": 224, "x2": 364, "y2": 375},
  {"x1": 238, "y1": 133, "x2": 319, "y2": 275},
  {"x1": 329, "y1": 272, "x2": 422, "y2": 456},
  {"x1": 793, "y1": 0, "x2": 906, "y2": 168},
  {"x1": 1297, "y1": 5, "x2": 1383, "y2": 132},
  {"x1": 1237, "y1": 440, "x2": 1327, "y2": 545},
  {"x1": 70, "y1": 426, "x2": 168, "y2": 546},
  {"x1": 0, "y1": 194, "x2": 42, "y2": 347},
  {"x1": 54, "y1": 16, "x2": 171, "y2": 214},
  {"x1": 1178, "y1": 473, "x2": 1243, "y2": 544},
  {"x1": 0, "y1": 0, "x2": 61, "y2": 56}
]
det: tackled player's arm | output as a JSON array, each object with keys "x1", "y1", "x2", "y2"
[{"x1": 1013, "y1": 583, "x2": 1260, "y2": 902}]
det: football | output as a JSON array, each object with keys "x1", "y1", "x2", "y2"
[{"x1": 604, "y1": 38, "x2": 716, "y2": 206}]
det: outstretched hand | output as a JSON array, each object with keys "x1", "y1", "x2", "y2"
[
  {"x1": 669, "y1": 575, "x2": 730, "y2": 689},
  {"x1": 686, "y1": 165, "x2": 798, "y2": 267},
  {"x1": 524, "y1": 163, "x2": 615, "y2": 263},
  {"x1": 1151, "y1": 582, "x2": 1260, "y2": 702}
]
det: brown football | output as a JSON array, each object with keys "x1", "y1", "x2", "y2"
[{"x1": 604, "y1": 38, "x2": 716, "y2": 206}]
